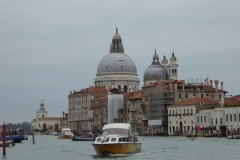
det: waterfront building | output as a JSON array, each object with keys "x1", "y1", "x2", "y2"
[
  {"x1": 68, "y1": 86, "x2": 107, "y2": 134},
  {"x1": 94, "y1": 28, "x2": 140, "y2": 92},
  {"x1": 90, "y1": 95, "x2": 108, "y2": 133},
  {"x1": 127, "y1": 90, "x2": 143, "y2": 134},
  {"x1": 196, "y1": 105, "x2": 240, "y2": 135},
  {"x1": 168, "y1": 97, "x2": 219, "y2": 136},
  {"x1": 31, "y1": 101, "x2": 62, "y2": 133}
]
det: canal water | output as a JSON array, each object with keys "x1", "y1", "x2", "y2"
[{"x1": 1, "y1": 135, "x2": 240, "y2": 160}]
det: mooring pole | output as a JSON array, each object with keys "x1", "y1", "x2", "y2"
[
  {"x1": 32, "y1": 123, "x2": 35, "y2": 144},
  {"x1": 2, "y1": 121, "x2": 6, "y2": 156},
  {"x1": 151, "y1": 125, "x2": 153, "y2": 136}
]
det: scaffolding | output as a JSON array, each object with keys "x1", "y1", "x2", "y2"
[{"x1": 145, "y1": 87, "x2": 174, "y2": 134}]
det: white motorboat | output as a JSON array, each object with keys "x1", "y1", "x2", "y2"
[
  {"x1": 58, "y1": 128, "x2": 74, "y2": 139},
  {"x1": 92, "y1": 123, "x2": 142, "y2": 154}
]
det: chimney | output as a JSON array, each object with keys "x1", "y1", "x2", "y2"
[
  {"x1": 62, "y1": 111, "x2": 65, "y2": 118},
  {"x1": 70, "y1": 91, "x2": 72, "y2": 94},
  {"x1": 214, "y1": 80, "x2": 219, "y2": 92},
  {"x1": 207, "y1": 78, "x2": 209, "y2": 86},
  {"x1": 221, "y1": 82, "x2": 223, "y2": 90},
  {"x1": 204, "y1": 79, "x2": 206, "y2": 85},
  {"x1": 210, "y1": 80, "x2": 213, "y2": 87}
]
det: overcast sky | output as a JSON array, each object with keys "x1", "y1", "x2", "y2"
[{"x1": 1, "y1": 1, "x2": 239, "y2": 124}]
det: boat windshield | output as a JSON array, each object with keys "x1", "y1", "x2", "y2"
[
  {"x1": 103, "y1": 128, "x2": 129, "y2": 135},
  {"x1": 61, "y1": 129, "x2": 71, "y2": 133}
]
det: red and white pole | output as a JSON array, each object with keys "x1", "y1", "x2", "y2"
[
  {"x1": 226, "y1": 126, "x2": 228, "y2": 137},
  {"x1": 2, "y1": 121, "x2": 6, "y2": 156}
]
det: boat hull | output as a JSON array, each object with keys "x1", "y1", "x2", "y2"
[
  {"x1": 58, "y1": 135, "x2": 71, "y2": 139},
  {"x1": 72, "y1": 137, "x2": 95, "y2": 141},
  {"x1": 92, "y1": 143, "x2": 141, "y2": 154},
  {"x1": 0, "y1": 141, "x2": 13, "y2": 147}
]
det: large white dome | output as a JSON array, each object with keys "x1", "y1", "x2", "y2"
[
  {"x1": 96, "y1": 53, "x2": 137, "y2": 75},
  {"x1": 94, "y1": 28, "x2": 140, "y2": 92}
]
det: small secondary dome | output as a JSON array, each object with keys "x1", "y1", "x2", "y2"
[
  {"x1": 144, "y1": 49, "x2": 168, "y2": 84},
  {"x1": 170, "y1": 52, "x2": 177, "y2": 61}
]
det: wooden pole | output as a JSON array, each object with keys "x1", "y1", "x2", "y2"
[
  {"x1": 2, "y1": 121, "x2": 6, "y2": 156},
  {"x1": 32, "y1": 123, "x2": 35, "y2": 144}
]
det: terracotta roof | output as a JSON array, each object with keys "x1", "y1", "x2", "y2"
[
  {"x1": 76, "y1": 86, "x2": 107, "y2": 94},
  {"x1": 172, "y1": 97, "x2": 218, "y2": 106},
  {"x1": 224, "y1": 95, "x2": 240, "y2": 105},
  {"x1": 37, "y1": 117, "x2": 62, "y2": 120},
  {"x1": 94, "y1": 95, "x2": 108, "y2": 101},
  {"x1": 142, "y1": 82, "x2": 157, "y2": 88},
  {"x1": 128, "y1": 91, "x2": 143, "y2": 100}
]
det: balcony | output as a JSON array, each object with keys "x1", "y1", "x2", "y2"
[{"x1": 130, "y1": 108, "x2": 137, "y2": 112}]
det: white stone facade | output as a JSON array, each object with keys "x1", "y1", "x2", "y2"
[
  {"x1": 196, "y1": 107, "x2": 240, "y2": 133},
  {"x1": 168, "y1": 105, "x2": 197, "y2": 135}
]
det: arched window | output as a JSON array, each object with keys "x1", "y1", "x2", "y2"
[
  {"x1": 124, "y1": 85, "x2": 128, "y2": 92},
  {"x1": 118, "y1": 85, "x2": 121, "y2": 91},
  {"x1": 175, "y1": 69, "x2": 177, "y2": 74},
  {"x1": 172, "y1": 69, "x2": 174, "y2": 74}
]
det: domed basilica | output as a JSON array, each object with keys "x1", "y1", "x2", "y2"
[
  {"x1": 94, "y1": 28, "x2": 178, "y2": 92},
  {"x1": 94, "y1": 28, "x2": 140, "y2": 92}
]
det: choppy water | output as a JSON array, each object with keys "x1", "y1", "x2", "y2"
[{"x1": 1, "y1": 135, "x2": 240, "y2": 160}]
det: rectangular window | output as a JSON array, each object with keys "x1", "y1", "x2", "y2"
[
  {"x1": 204, "y1": 116, "x2": 206, "y2": 122},
  {"x1": 220, "y1": 118, "x2": 222, "y2": 125},
  {"x1": 169, "y1": 110, "x2": 171, "y2": 114},
  {"x1": 185, "y1": 94, "x2": 188, "y2": 99},
  {"x1": 211, "y1": 94, "x2": 213, "y2": 99},
  {"x1": 234, "y1": 114, "x2": 236, "y2": 121},
  {"x1": 230, "y1": 114, "x2": 232, "y2": 121},
  {"x1": 197, "y1": 116, "x2": 199, "y2": 123},
  {"x1": 201, "y1": 116, "x2": 202, "y2": 123},
  {"x1": 239, "y1": 114, "x2": 240, "y2": 121},
  {"x1": 191, "y1": 108, "x2": 193, "y2": 113},
  {"x1": 184, "y1": 109, "x2": 185, "y2": 114},
  {"x1": 226, "y1": 115, "x2": 228, "y2": 122},
  {"x1": 201, "y1": 94, "x2": 203, "y2": 97},
  {"x1": 179, "y1": 94, "x2": 181, "y2": 98},
  {"x1": 211, "y1": 118, "x2": 213, "y2": 125},
  {"x1": 216, "y1": 118, "x2": 217, "y2": 125},
  {"x1": 187, "y1": 109, "x2": 189, "y2": 113}
]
